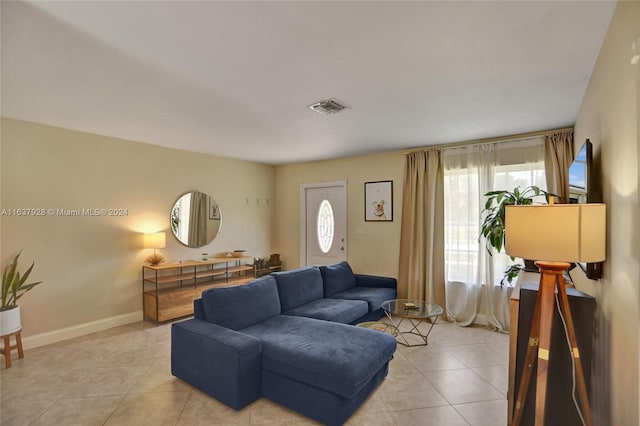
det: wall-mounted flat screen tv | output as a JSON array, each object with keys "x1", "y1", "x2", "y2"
[
  {"x1": 569, "y1": 139, "x2": 594, "y2": 203},
  {"x1": 568, "y1": 138, "x2": 603, "y2": 279}
]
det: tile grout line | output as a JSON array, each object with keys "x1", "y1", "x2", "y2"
[
  {"x1": 402, "y1": 331, "x2": 509, "y2": 411},
  {"x1": 173, "y1": 389, "x2": 194, "y2": 426},
  {"x1": 99, "y1": 355, "x2": 157, "y2": 425}
]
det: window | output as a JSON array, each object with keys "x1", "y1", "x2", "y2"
[
  {"x1": 443, "y1": 139, "x2": 546, "y2": 286},
  {"x1": 317, "y1": 199, "x2": 335, "y2": 253}
]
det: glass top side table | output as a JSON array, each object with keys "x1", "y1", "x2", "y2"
[{"x1": 381, "y1": 299, "x2": 443, "y2": 347}]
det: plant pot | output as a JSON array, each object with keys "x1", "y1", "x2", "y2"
[
  {"x1": 0, "y1": 306, "x2": 21, "y2": 335},
  {"x1": 522, "y1": 259, "x2": 539, "y2": 272}
]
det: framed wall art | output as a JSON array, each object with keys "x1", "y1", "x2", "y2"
[{"x1": 365, "y1": 180, "x2": 393, "y2": 221}]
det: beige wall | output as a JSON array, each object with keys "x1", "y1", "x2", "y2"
[
  {"x1": 274, "y1": 151, "x2": 405, "y2": 278},
  {"x1": 3, "y1": 5, "x2": 636, "y2": 414},
  {"x1": 0, "y1": 118, "x2": 275, "y2": 343},
  {"x1": 573, "y1": 1, "x2": 640, "y2": 424}
]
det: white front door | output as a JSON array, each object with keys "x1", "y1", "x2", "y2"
[{"x1": 301, "y1": 182, "x2": 347, "y2": 266}]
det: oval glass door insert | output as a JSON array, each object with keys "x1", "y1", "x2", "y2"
[{"x1": 316, "y1": 199, "x2": 335, "y2": 253}]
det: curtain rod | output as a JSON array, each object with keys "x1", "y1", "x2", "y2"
[{"x1": 403, "y1": 126, "x2": 574, "y2": 154}]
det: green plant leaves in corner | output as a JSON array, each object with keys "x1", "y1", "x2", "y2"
[
  {"x1": 1, "y1": 250, "x2": 43, "y2": 311},
  {"x1": 479, "y1": 185, "x2": 556, "y2": 285},
  {"x1": 479, "y1": 185, "x2": 555, "y2": 256}
]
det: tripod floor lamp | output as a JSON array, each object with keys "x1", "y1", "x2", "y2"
[{"x1": 505, "y1": 202, "x2": 606, "y2": 426}]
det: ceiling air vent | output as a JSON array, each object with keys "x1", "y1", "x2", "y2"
[{"x1": 308, "y1": 98, "x2": 349, "y2": 115}]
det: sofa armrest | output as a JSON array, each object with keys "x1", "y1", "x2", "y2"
[
  {"x1": 354, "y1": 274, "x2": 397, "y2": 289},
  {"x1": 171, "y1": 319, "x2": 262, "y2": 409},
  {"x1": 193, "y1": 298, "x2": 205, "y2": 320}
]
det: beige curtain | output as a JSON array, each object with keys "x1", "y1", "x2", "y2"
[
  {"x1": 398, "y1": 149, "x2": 449, "y2": 319},
  {"x1": 544, "y1": 129, "x2": 574, "y2": 203},
  {"x1": 442, "y1": 144, "x2": 496, "y2": 327},
  {"x1": 188, "y1": 191, "x2": 208, "y2": 247}
]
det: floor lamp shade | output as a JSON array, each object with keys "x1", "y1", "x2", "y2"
[
  {"x1": 505, "y1": 204, "x2": 606, "y2": 263},
  {"x1": 143, "y1": 232, "x2": 166, "y2": 249}
]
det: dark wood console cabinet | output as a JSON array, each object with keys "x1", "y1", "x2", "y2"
[{"x1": 508, "y1": 272, "x2": 595, "y2": 425}]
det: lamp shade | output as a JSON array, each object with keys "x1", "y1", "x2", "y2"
[
  {"x1": 505, "y1": 204, "x2": 606, "y2": 263},
  {"x1": 143, "y1": 232, "x2": 166, "y2": 249}
]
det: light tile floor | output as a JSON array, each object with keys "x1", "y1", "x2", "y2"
[{"x1": 1, "y1": 319, "x2": 509, "y2": 425}]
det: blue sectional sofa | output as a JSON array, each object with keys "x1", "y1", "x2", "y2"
[{"x1": 171, "y1": 262, "x2": 397, "y2": 425}]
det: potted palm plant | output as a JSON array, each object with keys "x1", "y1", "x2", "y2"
[
  {"x1": 1, "y1": 251, "x2": 43, "y2": 335},
  {"x1": 480, "y1": 185, "x2": 554, "y2": 284}
]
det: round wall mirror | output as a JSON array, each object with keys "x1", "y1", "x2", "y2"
[{"x1": 170, "y1": 190, "x2": 222, "y2": 248}]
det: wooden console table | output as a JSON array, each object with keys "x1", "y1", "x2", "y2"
[{"x1": 142, "y1": 257, "x2": 253, "y2": 323}]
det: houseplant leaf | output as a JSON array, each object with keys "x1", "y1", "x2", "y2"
[
  {"x1": 480, "y1": 185, "x2": 553, "y2": 256},
  {"x1": 14, "y1": 262, "x2": 41, "y2": 303},
  {"x1": 1, "y1": 252, "x2": 19, "y2": 310},
  {"x1": 479, "y1": 185, "x2": 555, "y2": 284},
  {"x1": 1, "y1": 251, "x2": 43, "y2": 311}
]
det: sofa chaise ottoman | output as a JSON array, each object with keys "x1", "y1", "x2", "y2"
[{"x1": 171, "y1": 263, "x2": 397, "y2": 425}]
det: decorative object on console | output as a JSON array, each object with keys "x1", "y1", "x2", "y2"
[
  {"x1": 365, "y1": 180, "x2": 393, "y2": 221},
  {"x1": 231, "y1": 250, "x2": 246, "y2": 258},
  {"x1": 143, "y1": 232, "x2": 166, "y2": 265},
  {"x1": 254, "y1": 258, "x2": 265, "y2": 270},
  {"x1": 505, "y1": 202, "x2": 606, "y2": 426},
  {"x1": 267, "y1": 253, "x2": 281, "y2": 267},
  {"x1": 253, "y1": 253, "x2": 283, "y2": 277}
]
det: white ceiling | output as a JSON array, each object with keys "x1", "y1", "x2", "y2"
[{"x1": 1, "y1": 1, "x2": 616, "y2": 165}]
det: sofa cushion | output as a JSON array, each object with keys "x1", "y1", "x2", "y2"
[
  {"x1": 282, "y1": 298, "x2": 368, "y2": 324},
  {"x1": 241, "y1": 315, "x2": 396, "y2": 399},
  {"x1": 329, "y1": 287, "x2": 397, "y2": 312},
  {"x1": 272, "y1": 267, "x2": 324, "y2": 312},
  {"x1": 319, "y1": 261, "x2": 357, "y2": 297},
  {"x1": 201, "y1": 276, "x2": 281, "y2": 330}
]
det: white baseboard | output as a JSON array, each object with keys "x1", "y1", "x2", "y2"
[{"x1": 22, "y1": 311, "x2": 143, "y2": 350}]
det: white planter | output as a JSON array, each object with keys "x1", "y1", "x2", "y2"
[{"x1": 0, "y1": 306, "x2": 21, "y2": 335}]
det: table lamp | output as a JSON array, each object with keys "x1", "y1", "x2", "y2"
[
  {"x1": 505, "y1": 202, "x2": 605, "y2": 426},
  {"x1": 143, "y1": 232, "x2": 166, "y2": 265}
]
